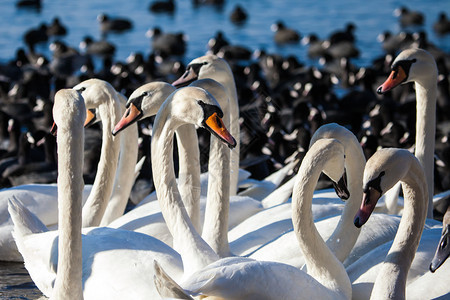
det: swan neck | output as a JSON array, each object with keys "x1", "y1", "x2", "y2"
[
  {"x1": 52, "y1": 122, "x2": 84, "y2": 299},
  {"x1": 414, "y1": 81, "x2": 436, "y2": 219},
  {"x1": 82, "y1": 100, "x2": 121, "y2": 227},
  {"x1": 152, "y1": 110, "x2": 219, "y2": 275},
  {"x1": 371, "y1": 157, "x2": 428, "y2": 299},
  {"x1": 100, "y1": 121, "x2": 139, "y2": 226},
  {"x1": 202, "y1": 136, "x2": 231, "y2": 257},
  {"x1": 175, "y1": 124, "x2": 201, "y2": 232},
  {"x1": 326, "y1": 143, "x2": 365, "y2": 262},
  {"x1": 292, "y1": 143, "x2": 351, "y2": 299}
]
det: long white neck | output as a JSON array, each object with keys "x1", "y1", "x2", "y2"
[
  {"x1": 371, "y1": 158, "x2": 427, "y2": 299},
  {"x1": 152, "y1": 110, "x2": 219, "y2": 276},
  {"x1": 82, "y1": 98, "x2": 122, "y2": 227},
  {"x1": 227, "y1": 78, "x2": 240, "y2": 197},
  {"x1": 326, "y1": 139, "x2": 365, "y2": 262},
  {"x1": 175, "y1": 124, "x2": 201, "y2": 232},
  {"x1": 292, "y1": 140, "x2": 351, "y2": 299},
  {"x1": 51, "y1": 117, "x2": 84, "y2": 299},
  {"x1": 100, "y1": 120, "x2": 138, "y2": 226},
  {"x1": 207, "y1": 69, "x2": 240, "y2": 196},
  {"x1": 414, "y1": 79, "x2": 436, "y2": 219},
  {"x1": 202, "y1": 124, "x2": 231, "y2": 257}
]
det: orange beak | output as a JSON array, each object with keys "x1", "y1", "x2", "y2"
[
  {"x1": 84, "y1": 109, "x2": 97, "y2": 127},
  {"x1": 377, "y1": 66, "x2": 407, "y2": 94},
  {"x1": 204, "y1": 112, "x2": 236, "y2": 149},
  {"x1": 112, "y1": 103, "x2": 142, "y2": 136}
]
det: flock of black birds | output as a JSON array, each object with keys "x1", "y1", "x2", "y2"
[{"x1": 1, "y1": 1, "x2": 450, "y2": 212}]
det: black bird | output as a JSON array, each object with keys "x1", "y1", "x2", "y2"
[
  {"x1": 271, "y1": 21, "x2": 300, "y2": 44},
  {"x1": 433, "y1": 12, "x2": 450, "y2": 35},
  {"x1": 229, "y1": 4, "x2": 248, "y2": 24},
  {"x1": 98, "y1": 13, "x2": 133, "y2": 33},
  {"x1": 149, "y1": 0, "x2": 175, "y2": 13},
  {"x1": 46, "y1": 17, "x2": 67, "y2": 37},
  {"x1": 394, "y1": 6, "x2": 424, "y2": 27}
]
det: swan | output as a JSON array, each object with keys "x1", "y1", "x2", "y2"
[
  {"x1": 0, "y1": 79, "x2": 131, "y2": 261},
  {"x1": 350, "y1": 148, "x2": 430, "y2": 299},
  {"x1": 73, "y1": 79, "x2": 139, "y2": 226},
  {"x1": 149, "y1": 85, "x2": 237, "y2": 273},
  {"x1": 154, "y1": 138, "x2": 352, "y2": 300},
  {"x1": 377, "y1": 48, "x2": 438, "y2": 218},
  {"x1": 111, "y1": 81, "x2": 204, "y2": 232},
  {"x1": 8, "y1": 89, "x2": 183, "y2": 299},
  {"x1": 73, "y1": 79, "x2": 122, "y2": 227},
  {"x1": 229, "y1": 123, "x2": 363, "y2": 260},
  {"x1": 172, "y1": 54, "x2": 241, "y2": 197}
]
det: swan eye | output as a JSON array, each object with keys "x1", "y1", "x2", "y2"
[
  {"x1": 77, "y1": 87, "x2": 86, "y2": 92},
  {"x1": 142, "y1": 91, "x2": 150, "y2": 97}
]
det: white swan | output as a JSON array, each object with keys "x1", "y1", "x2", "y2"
[
  {"x1": 72, "y1": 79, "x2": 122, "y2": 227},
  {"x1": 377, "y1": 48, "x2": 438, "y2": 218},
  {"x1": 229, "y1": 123, "x2": 363, "y2": 260},
  {"x1": 350, "y1": 148, "x2": 430, "y2": 299},
  {"x1": 73, "y1": 79, "x2": 139, "y2": 226},
  {"x1": 154, "y1": 138, "x2": 352, "y2": 300},
  {"x1": 8, "y1": 89, "x2": 183, "y2": 299},
  {"x1": 150, "y1": 85, "x2": 238, "y2": 273},
  {"x1": 173, "y1": 54, "x2": 241, "y2": 197},
  {"x1": 0, "y1": 79, "x2": 131, "y2": 261}
]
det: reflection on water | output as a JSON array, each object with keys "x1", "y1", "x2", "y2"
[{"x1": 0, "y1": 262, "x2": 44, "y2": 299}]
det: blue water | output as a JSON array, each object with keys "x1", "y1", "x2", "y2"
[
  {"x1": 0, "y1": 0, "x2": 449, "y2": 298},
  {"x1": 0, "y1": 0, "x2": 448, "y2": 68}
]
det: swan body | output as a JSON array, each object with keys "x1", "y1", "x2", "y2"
[
  {"x1": 377, "y1": 48, "x2": 438, "y2": 218},
  {"x1": 8, "y1": 89, "x2": 183, "y2": 299},
  {"x1": 352, "y1": 148, "x2": 429, "y2": 299},
  {"x1": 154, "y1": 138, "x2": 352, "y2": 300}
]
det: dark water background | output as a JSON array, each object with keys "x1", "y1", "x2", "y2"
[{"x1": 0, "y1": 0, "x2": 448, "y2": 298}]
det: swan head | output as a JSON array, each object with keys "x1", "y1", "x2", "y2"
[
  {"x1": 51, "y1": 89, "x2": 86, "y2": 136},
  {"x1": 172, "y1": 55, "x2": 232, "y2": 88},
  {"x1": 189, "y1": 79, "x2": 229, "y2": 114},
  {"x1": 112, "y1": 82, "x2": 176, "y2": 135},
  {"x1": 165, "y1": 86, "x2": 236, "y2": 149},
  {"x1": 430, "y1": 224, "x2": 450, "y2": 272},
  {"x1": 319, "y1": 139, "x2": 350, "y2": 200},
  {"x1": 377, "y1": 48, "x2": 437, "y2": 94},
  {"x1": 354, "y1": 148, "x2": 411, "y2": 227},
  {"x1": 73, "y1": 78, "x2": 117, "y2": 109}
]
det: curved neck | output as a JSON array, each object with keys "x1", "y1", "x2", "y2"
[
  {"x1": 371, "y1": 158, "x2": 428, "y2": 299},
  {"x1": 100, "y1": 120, "x2": 139, "y2": 226},
  {"x1": 52, "y1": 122, "x2": 84, "y2": 299},
  {"x1": 152, "y1": 110, "x2": 219, "y2": 276},
  {"x1": 292, "y1": 143, "x2": 351, "y2": 299},
  {"x1": 82, "y1": 99, "x2": 122, "y2": 227},
  {"x1": 175, "y1": 124, "x2": 201, "y2": 232},
  {"x1": 202, "y1": 134, "x2": 231, "y2": 257},
  {"x1": 414, "y1": 80, "x2": 436, "y2": 219},
  {"x1": 326, "y1": 142, "x2": 365, "y2": 262}
]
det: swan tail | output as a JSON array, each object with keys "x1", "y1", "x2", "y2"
[
  {"x1": 8, "y1": 196, "x2": 49, "y2": 237},
  {"x1": 153, "y1": 260, "x2": 194, "y2": 300}
]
